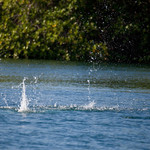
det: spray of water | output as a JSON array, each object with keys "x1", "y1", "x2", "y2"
[
  {"x1": 82, "y1": 101, "x2": 96, "y2": 110},
  {"x1": 18, "y1": 78, "x2": 29, "y2": 112},
  {"x1": 87, "y1": 79, "x2": 91, "y2": 101}
]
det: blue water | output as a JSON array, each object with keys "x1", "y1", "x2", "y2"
[{"x1": 0, "y1": 59, "x2": 150, "y2": 150}]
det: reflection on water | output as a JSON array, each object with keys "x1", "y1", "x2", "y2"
[{"x1": 1, "y1": 59, "x2": 150, "y2": 87}]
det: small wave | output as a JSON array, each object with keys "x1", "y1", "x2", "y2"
[
  {"x1": 16, "y1": 105, "x2": 121, "y2": 113},
  {"x1": 123, "y1": 116, "x2": 150, "y2": 120},
  {"x1": 0, "y1": 106, "x2": 17, "y2": 111},
  {"x1": 0, "y1": 104, "x2": 118, "y2": 113},
  {"x1": 0, "y1": 103, "x2": 149, "y2": 113}
]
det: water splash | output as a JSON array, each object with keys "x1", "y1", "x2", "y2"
[
  {"x1": 82, "y1": 101, "x2": 96, "y2": 110},
  {"x1": 0, "y1": 101, "x2": 149, "y2": 113},
  {"x1": 1, "y1": 93, "x2": 8, "y2": 107},
  {"x1": 87, "y1": 79, "x2": 91, "y2": 101},
  {"x1": 18, "y1": 78, "x2": 29, "y2": 112}
]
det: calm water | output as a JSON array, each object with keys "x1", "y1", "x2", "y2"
[{"x1": 0, "y1": 59, "x2": 150, "y2": 150}]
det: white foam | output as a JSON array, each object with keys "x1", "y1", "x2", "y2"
[
  {"x1": 82, "y1": 101, "x2": 96, "y2": 110},
  {"x1": 18, "y1": 78, "x2": 29, "y2": 112}
]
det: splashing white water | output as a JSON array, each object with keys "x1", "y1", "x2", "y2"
[
  {"x1": 18, "y1": 78, "x2": 29, "y2": 112},
  {"x1": 87, "y1": 79, "x2": 91, "y2": 101},
  {"x1": 82, "y1": 101, "x2": 96, "y2": 110}
]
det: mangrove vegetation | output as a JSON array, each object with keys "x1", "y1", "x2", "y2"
[{"x1": 0, "y1": 0, "x2": 149, "y2": 63}]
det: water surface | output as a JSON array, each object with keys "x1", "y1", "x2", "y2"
[{"x1": 0, "y1": 59, "x2": 150, "y2": 150}]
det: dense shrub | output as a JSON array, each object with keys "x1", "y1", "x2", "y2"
[{"x1": 0, "y1": 0, "x2": 149, "y2": 63}]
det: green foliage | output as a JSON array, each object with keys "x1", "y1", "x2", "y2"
[
  {"x1": 92, "y1": 0, "x2": 150, "y2": 63},
  {"x1": 0, "y1": 0, "x2": 106, "y2": 61},
  {"x1": 0, "y1": 0, "x2": 149, "y2": 63}
]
